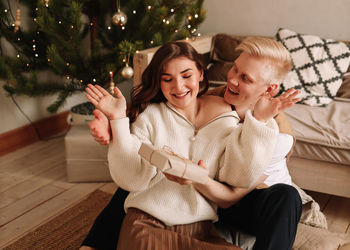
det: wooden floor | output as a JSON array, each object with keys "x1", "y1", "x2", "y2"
[{"x1": 0, "y1": 137, "x2": 349, "y2": 248}]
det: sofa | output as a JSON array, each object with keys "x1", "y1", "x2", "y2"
[{"x1": 133, "y1": 31, "x2": 350, "y2": 198}]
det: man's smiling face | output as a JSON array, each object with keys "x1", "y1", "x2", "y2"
[{"x1": 224, "y1": 52, "x2": 274, "y2": 110}]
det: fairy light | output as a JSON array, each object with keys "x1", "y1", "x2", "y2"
[
  {"x1": 163, "y1": 19, "x2": 166, "y2": 23},
  {"x1": 47, "y1": 58, "x2": 51, "y2": 62},
  {"x1": 66, "y1": 62, "x2": 70, "y2": 66},
  {"x1": 150, "y1": 40, "x2": 154, "y2": 44},
  {"x1": 17, "y1": 37, "x2": 20, "y2": 41},
  {"x1": 35, "y1": 53, "x2": 38, "y2": 57},
  {"x1": 133, "y1": 10, "x2": 136, "y2": 14},
  {"x1": 17, "y1": 54, "x2": 20, "y2": 58},
  {"x1": 34, "y1": 18, "x2": 37, "y2": 22},
  {"x1": 71, "y1": 25, "x2": 74, "y2": 29},
  {"x1": 58, "y1": 20, "x2": 62, "y2": 24},
  {"x1": 93, "y1": 78, "x2": 96, "y2": 82},
  {"x1": 170, "y1": 8, "x2": 174, "y2": 13},
  {"x1": 67, "y1": 76, "x2": 70, "y2": 80},
  {"x1": 166, "y1": 20, "x2": 169, "y2": 24},
  {"x1": 107, "y1": 26, "x2": 111, "y2": 30},
  {"x1": 90, "y1": 22, "x2": 94, "y2": 26},
  {"x1": 187, "y1": 24, "x2": 191, "y2": 28},
  {"x1": 147, "y1": 5, "x2": 152, "y2": 10},
  {"x1": 194, "y1": 14, "x2": 199, "y2": 18},
  {"x1": 121, "y1": 26, "x2": 125, "y2": 30},
  {"x1": 4, "y1": 9, "x2": 8, "y2": 13},
  {"x1": 188, "y1": 15, "x2": 192, "y2": 21}
]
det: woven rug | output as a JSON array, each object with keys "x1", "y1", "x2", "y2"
[{"x1": 4, "y1": 190, "x2": 112, "y2": 250}]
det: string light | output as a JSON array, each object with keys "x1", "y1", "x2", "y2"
[
  {"x1": 67, "y1": 76, "x2": 70, "y2": 80},
  {"x1": 66, "y1": 63, "x2": 70, "y2": 66},
  {"x1": 170, "y1": 8, "x2": 174, "y2": 12},
  {"x1": 48, "y1": 58, "x2": 51, "y2": 62},
  {"x1": 17, "y1": 54, "x2": 20, "y2": 58},
  {"x1": 58, "y1": 20, "x2": 62, "y2": 24},
  {"x1": 93, "y1": 78, "x2": 96, "y2": 82},
  {"x1": 187, "y1": 24, "x2": 191, "y2": 28},
  {"x1": 133, "y1": 10, "x2": 136, "y2": 14},
  {"x1": 121, "y1": 26, "x2": 125, "y2": 30},
  {"x1": 4, "y1": 9, "x2": 8, "y2": 12},
  {"x1": 147, "y1": 5, "x2": 152, "y2": 10},
  {"x1": 107, "y1": 26, "x2": 111, "y2": 30},
  {"x1": 35, "y1": 53, "x2": 38, "y2": 57}
]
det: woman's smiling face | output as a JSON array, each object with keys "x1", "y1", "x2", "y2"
[{"x1": 160, "y1": 56, "x2": 203, "y2": 113}]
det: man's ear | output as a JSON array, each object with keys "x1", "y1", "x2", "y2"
[{"x1": 266, "y1": 83, "x2": 279, "y2": 97}]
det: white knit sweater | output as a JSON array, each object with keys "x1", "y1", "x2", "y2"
[{"x1": 108, "y1": 102, "x2": 278, "y2": 226}]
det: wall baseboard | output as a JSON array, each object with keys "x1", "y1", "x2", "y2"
[{"x1": 0, "y1": 111, "x2": 70, "y2": 157}]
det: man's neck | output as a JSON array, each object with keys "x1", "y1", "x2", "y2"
[{"x1": 234, "y1": 105, "x2": 249, "y2": 121}]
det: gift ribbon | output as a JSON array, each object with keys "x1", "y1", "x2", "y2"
[{"x1": 149, "y1": 145, "x2": 191, "y2": 179}]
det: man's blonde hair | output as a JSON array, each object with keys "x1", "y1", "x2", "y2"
[{"x1": 236, "y1": 37, "x2": 292, "y2": 83}]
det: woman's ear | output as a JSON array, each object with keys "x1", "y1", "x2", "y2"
[{"x1": 199, "y1": 69, "x2": 204, "y2": 82}]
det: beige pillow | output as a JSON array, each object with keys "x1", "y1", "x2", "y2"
[{"x1": 293, "y1": 223, "x2": 350, "y2": 250}]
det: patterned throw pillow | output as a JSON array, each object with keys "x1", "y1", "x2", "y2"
[{"x1": 276, "y1": 28, "x2": 350, "y2": 106}]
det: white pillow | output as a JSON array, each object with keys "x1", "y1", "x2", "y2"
[{"x1": 276, "y1": 28, "x2": 350, "y2": 106}]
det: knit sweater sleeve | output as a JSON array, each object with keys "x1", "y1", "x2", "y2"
[
  {"x1": 218, "y1": 110, "x2": 279, "y2": 188},
  {"x1": 107, "y1": 116, "x2": 159, "y2": 192}
]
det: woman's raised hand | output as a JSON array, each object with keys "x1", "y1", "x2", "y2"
[
  {"x1": 253, "y1": 88, "x2": 300, "y2": 122},
  {"x1": 85, "y1": 84, "x2": 127, "y2": 120}
]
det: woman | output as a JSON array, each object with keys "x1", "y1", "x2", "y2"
[{"x1": 84, "y1": 40, "x2": 294, "y2": 250}]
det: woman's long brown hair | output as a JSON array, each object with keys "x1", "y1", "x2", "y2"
[{"x1": 128, "y1": 41, "x2": 209, "y2": 123}]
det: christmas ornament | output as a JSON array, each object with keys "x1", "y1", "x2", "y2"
[
  {"x1": 121, "y1": 64, "x2": 134, "y2": 79},
  {"x1": 14, "y1": 6, "x2": 21, "y2": 33},
  {"x1": 109, "y1": 71, "x2": 115, "y2": 94},
  {"x1": 112, "y1": 0, "x2": 127, "y2": 26},
  {"x1": 112, "y1": 11, "x2": 127, "y2": 26}
]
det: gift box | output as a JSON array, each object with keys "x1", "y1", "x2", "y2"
[
  {"x1": 138, "y1": 143, "x2": 209, "y2": 184},
  {"x1": 65, "y1": 125, "x2": 112, "y2": 182}
]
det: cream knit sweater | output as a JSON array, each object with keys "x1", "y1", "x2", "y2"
[{"x1": 108, "y1": 102, "x2": 278, "y2": 226}]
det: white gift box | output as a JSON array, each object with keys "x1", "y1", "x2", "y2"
[
  {"x1": 138, "y1": 143, "x2": 209, "y2": 184},
  {"x1": 65, "y1": 125, "x2": 112, "y2": 182}
]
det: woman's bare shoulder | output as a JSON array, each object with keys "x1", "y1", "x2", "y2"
[{"x1": 199, "y1": 95, "x2": 232, "y2": 116}]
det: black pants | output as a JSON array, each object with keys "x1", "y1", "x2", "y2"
[
  {"x1": 217, "y1": 184, "x2": 302, "y2": 250},
  {"x1": 81, "y1": 184, "x2": 302, "y2": 250}
]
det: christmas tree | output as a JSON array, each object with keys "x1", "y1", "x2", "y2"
[{"x1": 0, "y1": 0, "x2": 206, "y2": 113}]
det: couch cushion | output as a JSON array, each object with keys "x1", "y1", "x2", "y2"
[
  {"x1": 276, "y1": 28, "x2": 350, "y2": 106},
  {"x1": 285, "y1": 101, "x2": 350, "y2": 165}
]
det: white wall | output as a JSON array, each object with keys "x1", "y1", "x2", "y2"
[
  {"x1": 199, "y1": 0, "x2": 350, "y2": 41},
  {"x1": 1, "y1": 0, "x2": 349, "y2": 134}
]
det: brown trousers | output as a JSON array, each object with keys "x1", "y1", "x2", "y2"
[{"x1": 117, "y1": 208, "x2": 241, "y2": 250}]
